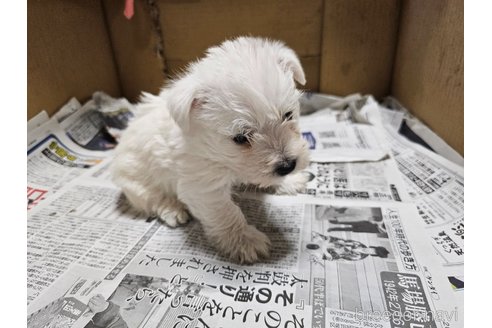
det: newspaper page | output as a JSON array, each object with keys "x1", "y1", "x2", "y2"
[
  {"x1": 27, "y1": 119, "x2": 107, "y2": 210},
  {"x1": 299, "y1": 92, "x2": 363, "y2": 115},
  {"x1": 300, "y1": 93, "x2": 462, "y2": 167},
  {"x1": 26, "y1": 92, "x2": 462, "y2": 327},
  {"x1": 299, "y1": 97, "x2": 464, "y2": 284},
  {"x1": 28, "y1": 117, "x2": 55, "y2": 148},
  {"x1": 297, "y1": 196, "x2": 461, "y2": 328},
  {"x1": 27, "y1": 91, "x2": 137, "y2": 210},
  {"x1": 28, "y1": 110, "x2": 50, "y2": 131},
  {"x1": 27, "y1": 174, "x2": 461, "y2": 328},
  {"x1": 298, "y1": 97, "x2": 464, "y2": 265},
  {"x1": 300, "y1": 120, "x2": 389, "y2": 162},
  {"x1": 382, "y1": 128, "x2": 464, "y2": 283},
  {"x1": 338, "y1": 97, "x2": 464, "y2": 267},
  {"x1": 28, "y1": 115, "x2": 68, "y2": 148},
  {"x1": 298, "y1": 103, "x2": 410, "y2": 203},
  {"x1": 53, "y1": 97, "x2": 82, "y2": 123},
  {"x1": 301, "y1": 158, "x2": 410, "y2": 203},
  {"x1": 297, "y1": 96, "x2": 464, "y2": 306},
  {"x1": 59, "y1": 92, "x2": 136, "y2": 151},
  {"x1": 348, "y1": 95, "x2": 462, "y2": 168},
  {"x1": 381, "y1": 96, "x2": 464, "y2": 167},
  {"x1": 299, "y1": 94, "x2": 404, "y2": 133}
]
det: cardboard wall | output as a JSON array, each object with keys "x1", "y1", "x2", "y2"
[
  {"x1": 28, "y1": 0, "x2": 121, "y2": 119},
  {"x1": 102, "y1": 0, "x2": 164, "y2": 101},
  {"x1": 102, "y1": 0, "x2": 401, "y2": 100},
  {"x1": 157, "y1": 0, "x2": 323, "y2": 92},
  {"x1": 320, "y1": 0, "x2": 400, "y2": 98},
  {"x1": 28, "y1": 0, "x2": 463, "y2": 154},
  {"x1": 391, "y1": 0, "x2": 464, "y2": 155},
  {"x1": 102, "y1": 0, "x2": 324, "y2": 100}
]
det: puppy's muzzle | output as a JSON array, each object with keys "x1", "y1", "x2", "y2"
[{"x1": 275, "y1": 159, "x2": 296, "y2": 176}]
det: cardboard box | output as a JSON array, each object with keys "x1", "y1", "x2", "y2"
[{"x1": 27, "y1": 0, "x2": 463, "y2": 154}]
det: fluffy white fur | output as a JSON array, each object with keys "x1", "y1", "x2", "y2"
[{"x1": 111, "y1": 37, "x2": 311, "y2": 263}]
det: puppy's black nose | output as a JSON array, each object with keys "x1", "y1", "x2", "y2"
[{"x1": 275, "y1": 159, "x2": 296, "y2": 176}]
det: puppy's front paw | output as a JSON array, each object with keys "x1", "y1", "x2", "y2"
[
  {"x1": 217, "y1": 225, "x2": 271, "y2": 264},
  {"x1": 274, "y1": 171, "x2": 314, "y2": 195}
]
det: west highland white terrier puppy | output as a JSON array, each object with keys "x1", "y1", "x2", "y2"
[{"x1": 111, "y1": 37, "x2": 311, "y2": 263}]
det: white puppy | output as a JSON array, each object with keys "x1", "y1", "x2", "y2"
[{"x1": 111, "y1": 37, "x2": 311, "y2": 263}]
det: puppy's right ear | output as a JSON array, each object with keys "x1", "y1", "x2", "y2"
[
  {"x1": 165, "y1": 77, "x2": 201, "y2": 132},
  {"x1": 277, "y1": 46, "x2": 306, "y2": 86}
]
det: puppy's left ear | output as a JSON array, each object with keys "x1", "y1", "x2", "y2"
[
  {"x1": 278, "y1": 47, "x2": 306, "y2": 86},
  {"x1": 165, "y1": 77, "x2": 202, "y2": 132}
]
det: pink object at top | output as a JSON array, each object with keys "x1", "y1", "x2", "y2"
[{"x1": 124, "y1": 0, "x2": 134, "y2": 20}]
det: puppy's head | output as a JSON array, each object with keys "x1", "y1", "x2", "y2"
[{"x1": 165, "y1": 37, "x2": 310, "y2": 187}]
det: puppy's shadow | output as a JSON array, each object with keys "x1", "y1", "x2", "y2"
[
  {"x1": 235, "y1": 195, "x2": 299, "y2": 267},
  {"x1": 115, "y1": 191, "x2": 298, "y2": 267},
  {"x1": 114, "y1": 193, "x2": 160, "y2": 224}
]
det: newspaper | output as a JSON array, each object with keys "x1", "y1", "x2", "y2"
[
  {"x1": 382, "y1": 128, "x2": 464, "y2": 277},
  {"x1": 299, "y1": 96, "x2": 464, "y2": 294},
  {"x1": 381, "y1": 96, "x2": 464, "y2": 167},
  {"x1": 28, "y1": 110, "x2": 49, "y2": 131},
  {"x1": 59, "y1": 92, "x2": 136, "y2": 151},
  {"x1": 299, "y1": 92, "x2": 363, "y2": 115},
  {"x1": 301, "y1": 93, "x2": 463, "y2": 167},
  {"x1": 382, "y1": 127, "x2": 464, "y2": 305},
  {"x1": 27, "y1": 92, "x2": 138, "y2": 210},
  {"x1": 326, "y1": 98, "x2": 463, "y2": 266},
  {"x1": 27, "y1": 177, "x2": 461, "y2": 328},
  {"x1": 300, "y1": 120, "x2": 390, "y2": 162},
  {"x1": 301, "y1": 158, "x2": 410, "y2": 203},
  {"x1": 27, "y1": 119, "x2": 107, "y2": 210},
  {"x1": 26, "y1": 92, "x2": 463, "y2": 327},
  {"x1": 52, "y1": 97, "x2": 81, "y2": 123}
]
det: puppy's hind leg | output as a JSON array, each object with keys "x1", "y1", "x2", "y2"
[
  {"x1": 152, "y1": 197, "x2": 191, "y2": 227},
  {"x1": 119, "y1": 180, "x2": 191, "y2": 227}
]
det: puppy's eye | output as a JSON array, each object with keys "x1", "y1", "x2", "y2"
[
  {"x1": 233, "y1": 134, "x2": 250, "y2": 145},
  {"x1": 284, "y1": 111, "x2": 294, "y2": 121}
]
